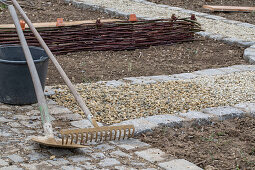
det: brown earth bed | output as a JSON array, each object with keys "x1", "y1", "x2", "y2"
[
  {"x1": 0, "y1": 0, "x2": 120, "y2": 24},
  {"x1": 140, "y1": 117, "x2": 255, "y2": 170},
  {"x1": 46, "y1": 36, "x2": 246, "y2": 85},
  {"x1": 147, "y1": 0, "x2": 255, "y2": 25}
]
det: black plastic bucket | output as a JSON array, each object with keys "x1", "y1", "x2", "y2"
[{"x1": 0, "y1": 45, "x2": 49, "y2": 105}]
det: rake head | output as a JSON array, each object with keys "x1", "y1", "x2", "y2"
[{"x1": 60, "y1": 125, "x2": 135, "y2": 145}]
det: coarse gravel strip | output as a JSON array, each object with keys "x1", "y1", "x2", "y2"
[
  {"x1": 50, "y1": 70, "x2": 255, "y2": 125},
  {"x1": 70, "y1": 0, "x2": 255, "y2": 41}
]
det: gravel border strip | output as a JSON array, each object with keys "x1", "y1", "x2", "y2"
[
  {"x1": 45, "y1": 64, "x2": 255, "y2": 134},
  {"x1": 64, "y1": 0, "x2": 255, "y2": 64}
]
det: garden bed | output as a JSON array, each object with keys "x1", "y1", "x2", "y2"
[
  {"x1": 147, "y1": 0, "x2": 255, "y2": 25},
  {"x1": 139, "y1": 117, "x2": 255, "y2": 169}
]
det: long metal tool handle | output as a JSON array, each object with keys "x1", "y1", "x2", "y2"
[
  {"x1": 8, "y1": 5, "x2": 54, "y2": 137},
  {"x1": 11, "y1": 0, "x2": 99, "y2": 127}
]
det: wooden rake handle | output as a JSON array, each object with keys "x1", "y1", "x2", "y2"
[
  {"x1": 8, "y1": 5, "x2": 54, "y2": 137},
  {"x1": 11, "y1": 0, "x2": 99, "y2": 128}
]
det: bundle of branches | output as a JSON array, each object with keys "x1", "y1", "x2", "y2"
[{"x1": 0, "y1": 14, "x2": 202, "y2": 55}]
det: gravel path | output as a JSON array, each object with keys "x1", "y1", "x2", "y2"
[
  {"x1": 70, "y1": 0, "x2": 255, "y2": 41},
  {"x1": 50, "y1": 69, "x2": 255, "y2": 124}
]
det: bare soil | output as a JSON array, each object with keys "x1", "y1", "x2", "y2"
[
  {"x1": 47, "y1": 36, "x2": 246, "y2": 85},
  {"x1": 147, "y1": 0, "x2": 255, "y2": 25},
  {"x1": 140, "y1": 117, "x2": 255, "y2": 170}
]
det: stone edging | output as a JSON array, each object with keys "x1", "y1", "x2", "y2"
[{"x1": 64, "y1": 0, "x2": 255, "y2": 64}]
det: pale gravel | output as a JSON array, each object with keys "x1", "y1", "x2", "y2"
[
  {"x1": 74, "y1": 0, "x2": 255, "y2": 41},
  {"x1": 50, "y1": 71, "x2": 255, "y2": 125}
]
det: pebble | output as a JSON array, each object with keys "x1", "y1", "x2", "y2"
[{"x1": 50, "y1": 71, "x2": 255, "y2": 124}]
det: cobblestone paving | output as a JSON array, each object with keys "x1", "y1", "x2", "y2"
[{"x1": 0, "y1": 101, "x2": 202, "y2": 170}]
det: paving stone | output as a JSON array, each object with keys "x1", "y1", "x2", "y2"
[
  {"x1": 234, "y1": 102, "x2": 255, "y2": 116},
  {"x1": 110, "y1": 150, "x2": 132, "y2": 158},
  {"x1": 55, "y1": 113, "x2": 82, "y2": 121},
  {"x1": 13, "y1": 115, "x2": 30, "y2": 120},
  {"x1": 203, "y1": 15, "x2": 225, "y2": 20},
  {"x1": 172, "y1": 73, "x2": 198, "y2": 80},
  {"x1": 111, "y1": 138, "x2": 150, "y2": 150},
  {"x1": 0, "y1": 105, "x2": 12, "y2": 110},
  {"x1": 193, "y1": 68, "x2": 225, "y2": 76},
  {"x1": 0, "y1": 159, "x2": 8, "y2": 166},
  {"x1": 0, "y1": 165, "x2": 23, "y2": 170},
  {"x1": 208, "y1": 34, "x2": 225, "y2": 41},
  {"x1": 0, "y1": 130, "x2": 11, "y2": 137},
  {"x1": 20, "y1": 164, "x2": 37, "y2": 170},
  {"x1": 74, "y1": 148, "x2": 93, "y2": 155},
  {"x1": 217, "y1": 66, "x2": 243, "y2": 74},
  {"x1": 0, "y1": 117, "x2": 13, "y2": 123},
  {"x1": 20, "y1": 121, "x2": 41, "y2": 128},
  {"x1": 68, "y1": 155, "x2": 91, "y2": 162},
  {"x1": 114, "y1": 166, "x2": 136, "y2": 170},
  {"x1": 71, "y1": 119, "x2": 103, "y2": 128},
  {"x1": 8, "y1": 122, "x2": 21, "y2": 128},
  {"x1": 48, "y1": 158, "x2": 69, "y2": 166},
  {"x1": 123, "y1": 77, "x2": 156, "y2": 84},
  {"x1": 79, "y1": 162, "x2": 96, "y2": 170},
  {"x1": 27, "y1": 152, "x2": 47, "y2": 161},
  {"x1": 48, "y1": 148, "x2": 73, "y2": 157},
  {"x1": 248, "y1": 56, "x2": 255, "y2": 64},
  {"x1": 61, "y1": 166, "x2": 82, "y2": 170},
  {"x1": 7, "y1": 154, "x2": 24, "y2": 163},
  {"x1": 222, "y1": 37, "x2": 241, "y2": 45},
  {"x1": 145, "y1": 114, "x2": 183, "y2": 127},
  {"x1": 202, "y1": 106, "x2": 245, "y2": 120},
  {"x1": 98, "y1": 158, "x2": 120, "y2": 167},
  {"x1": 130, "y1": 161, "x2": 146, "y2": 167},
  {"x1": 178, "y1": 111, "x2": 212, "y2": 120},
  {"x1": 149, "y1": 75, "x2": 178, "y2": 82},
  {"x1": 94, "y1": 144, "x2": 115, "y2": 151},
  {"x1": 141, "y1": 168, "x2": 157, "y2": 170},
  {"x1": 105, "y1": 80, "x2": 125, "y2": 87},
  {"x1": 237, "y1": 41, "x2": 255, "y2": 47},
  {"x1": 113, "y1": 118, "x2": 157, "y2": 134},
  {"x1": 135, "y1": 148, "x2": 166, "y2": 163},
  {"x1": 26, "y1": 110, "x2": 40, "y2": 116},
  {"x1": 49, "y1": 107, "x2": 72, "y2": 115},
  {"x1": 158, "y1": 159, "x2": 202, "y2": 170},
  {"x1": 91, "y1": 152, "x2": 105, "y2": 159},
  {"x1": 244, "y1": 48, "x2": 255, "y2": 57}
]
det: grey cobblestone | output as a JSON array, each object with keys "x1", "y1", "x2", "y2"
[
  {"x1": 0, "y1": 166, "x2": 23, "y2": 170},
  {"x1": 98, "y1": 158, "x2": 120, "y2": 167},
  {"x1": 202, "y1": 106, "x2": 245, "y2": 120},
  {"x1": 68, "y1": 155, "x2": 91, "y2": 162},
  {"x1": 193, "y1": 68, "x2": 225, "y2": 76},
  {"x1": 0, "y1": 159, "x2": 8, "y2": 166},
  {"x1": 158, "y1": 159, "x2": 202, "y2": 170},
  {"x1": 111, "y1": 139, "x2": 150, "y2": 150},
  {"x1": 91, "y1": 152, "x2": 105, "y2": 159},
  {"x1": 135, "y1": 148, "x2": 166, "y2": 163},
  {"x1": 110, "y1": 150, "x2": 132, "y2": 158},
  {"x1": 7, "y1": 154, "x2": 24, "y2": 163},
  {"x1": 94, "y1": 144, "x2": 115, "y2": 151},
  {"x1": 47, "y1": 158, "x2": 70, "y2": 166}
]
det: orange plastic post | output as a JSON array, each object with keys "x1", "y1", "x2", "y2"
[
  {"x1": 20, "y1": 20, "x2": 25, "y2": 30},
  {"x1": 128, "y1": 14, "x2": 137, "y2": 22},
  {"x1": 56, "y1": 18, "x2": 64, "y2": 27}
]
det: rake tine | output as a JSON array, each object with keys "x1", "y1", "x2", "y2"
[
  {"x1": 100, "y1": 131, "x2": 103, "y2": 141},
  {"x1": 80, "y1": 133, "x2": 84, "y2": 145},
  {"x1": 118, "y1": 129, "x2": 122, "y2": 140},
  {"x1": 104, "y1": 130, "x2": 108, "y2": 141},
  {"x1": 109, "y1": 130, "x2": 113, "y2": 141},
  {"x1": 65, "y1": 135, "x2": 69, "y2": 145},
  {"x1": 90, "y1": 132, "x2": 94, "y2": 142},
  {"x1": 113, "y1": 129, "x2": 117, "y2": 140},
  {"x1": 123, "y1": 128, "x2": 127, "y2": 139},
  {"x1": 95, "y1": 131, "x2": 98, "y2": 142},
  {"x1": 85, "y1": 132, "x2": 88, "y2": 143},
  {"x1": 75, "y1": 133, "x2": 79, "y2": 144},
  {"x1": 62, "y1": 135, "x2": 65, "y2": 145},
  {"x1": 70, "y1": 134, "x2": 74, "y2": 144}
]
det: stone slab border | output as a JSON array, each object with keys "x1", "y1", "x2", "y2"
[{"x1": 64, "y1": 0, "x2": 255, "y2": 64}]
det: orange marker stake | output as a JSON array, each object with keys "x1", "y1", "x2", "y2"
[
  {"x1": 128, "y1": 14, "x2": 137, "y2": 22},
  {"x1": 20, "y1": 20, "x2": 25, "y2": 30},
  {"x1": 56, "y1": 18, "x2": 64, "y2": 27}
]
